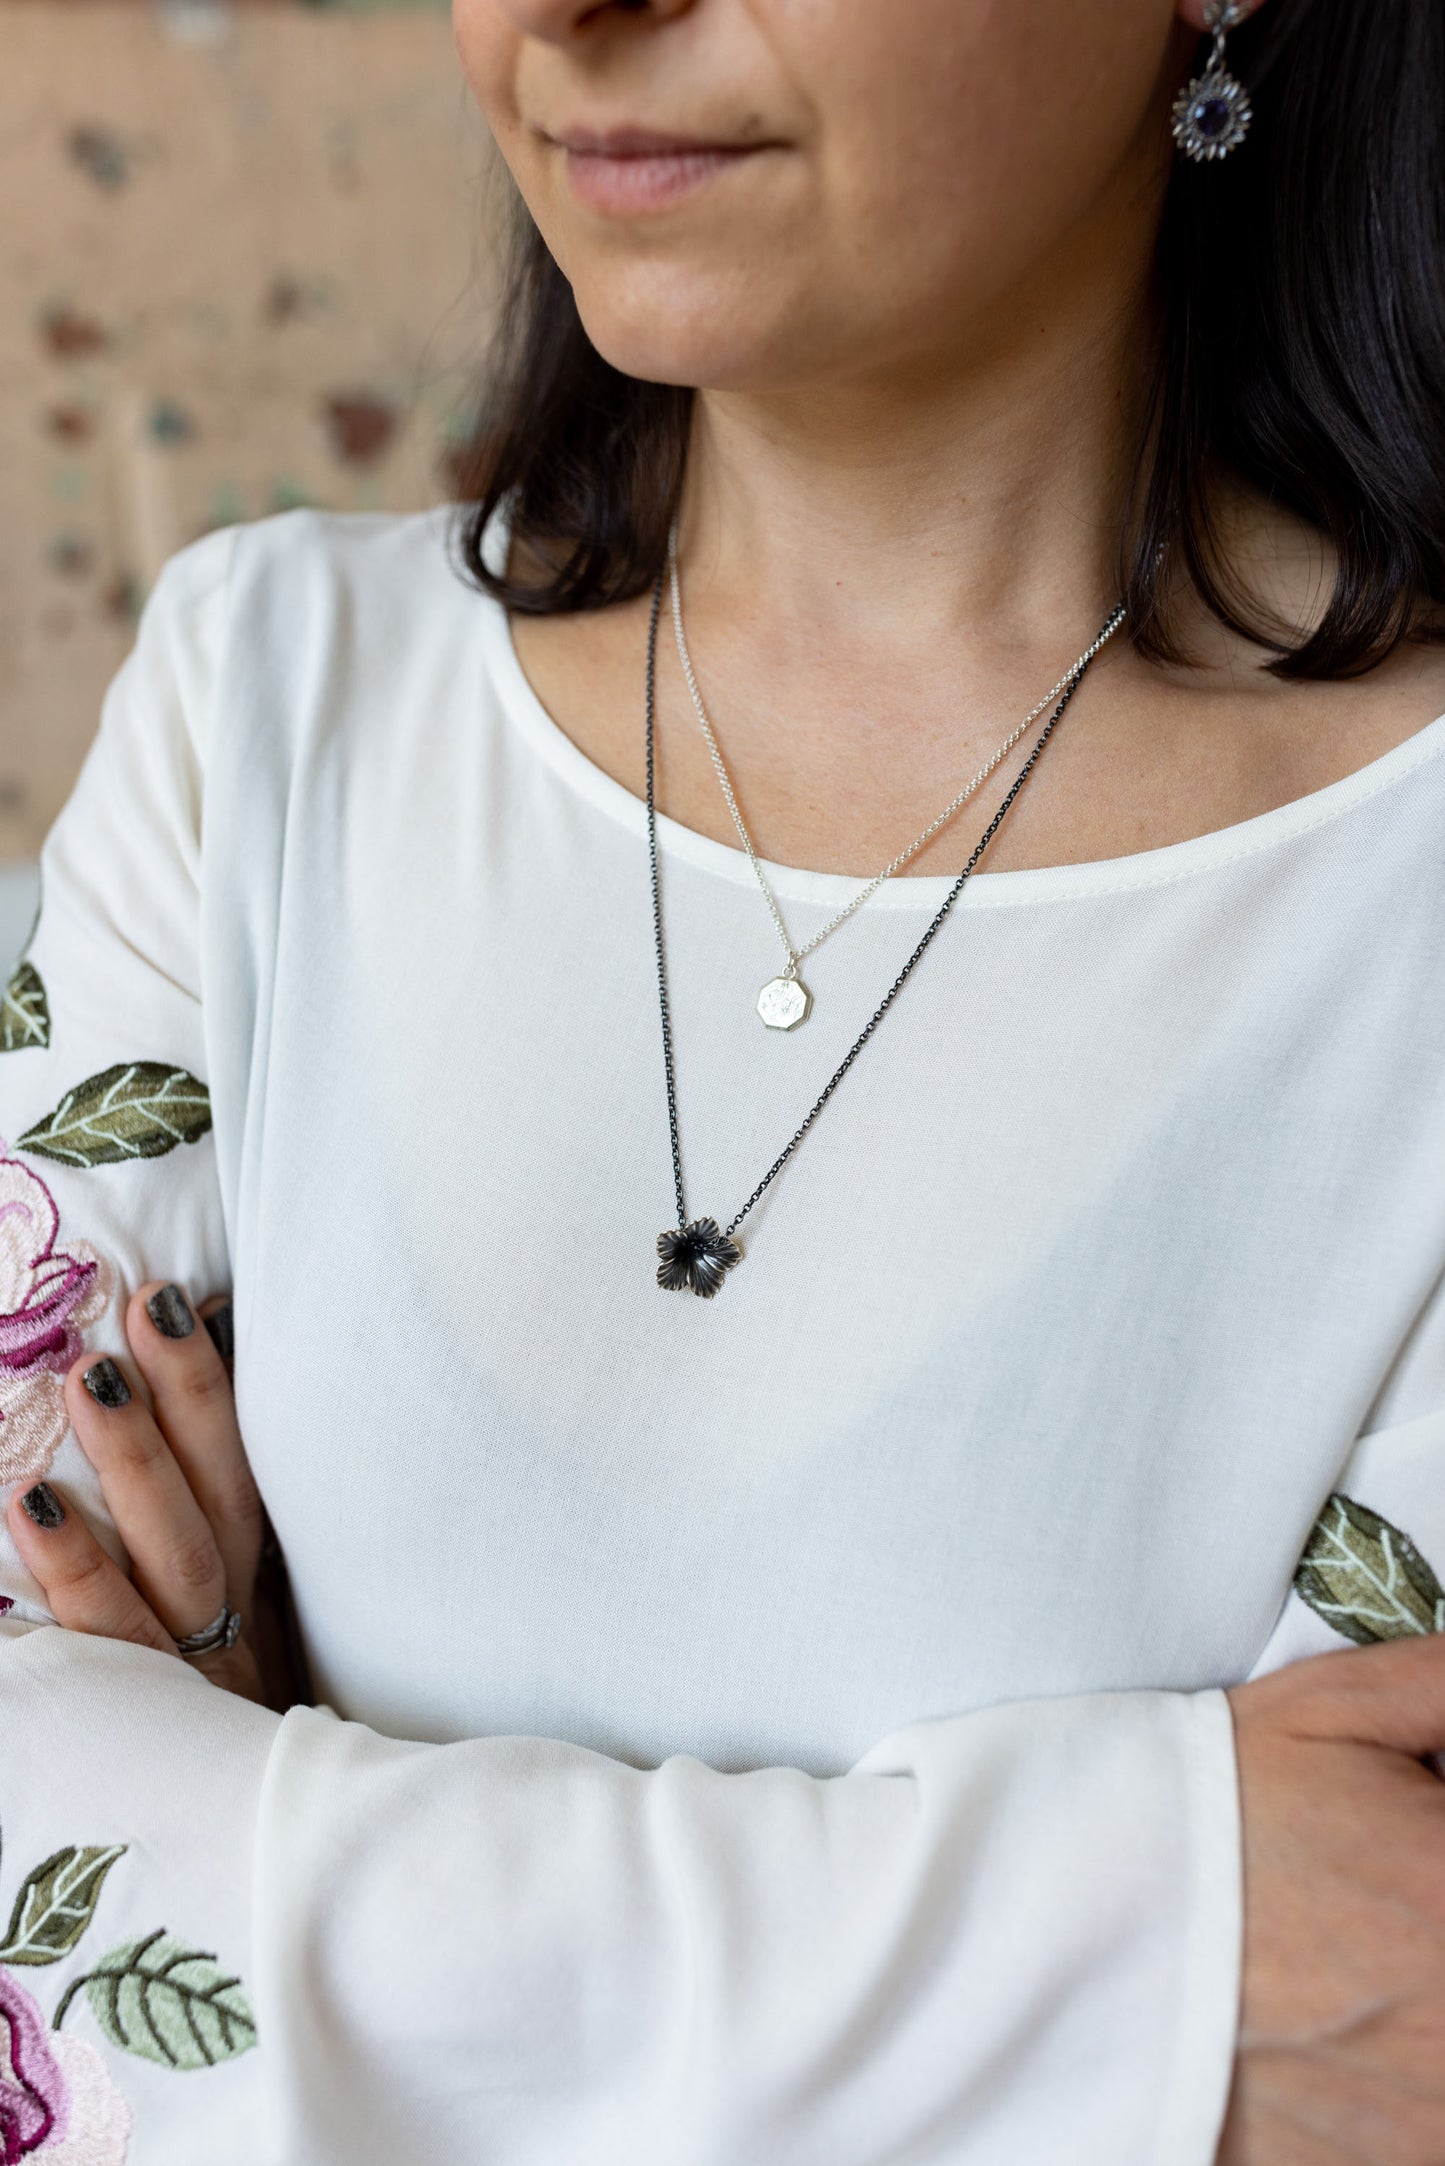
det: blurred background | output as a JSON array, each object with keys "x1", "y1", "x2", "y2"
[{"x1": 0, "y1": 0, "x2": 505, "y2": 964}]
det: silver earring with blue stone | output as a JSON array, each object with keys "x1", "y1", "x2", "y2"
[{"x1": 1172, "y1": 1, "x2": 1253, "y2": 163}]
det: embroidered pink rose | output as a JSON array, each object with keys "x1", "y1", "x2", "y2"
[
  {"x1": 0, "y1": 1969, "x2": 130, "y2": 2164},
  {"x1": 34, "y1": 2039, "x2": 129, "y2": 2166},
  {"x1": 0, "y1": 1144, "x2": 112, "y2": 1490},
  {"x1": 0, "y1": 1966, "x2": 59, "y2": 2158}
]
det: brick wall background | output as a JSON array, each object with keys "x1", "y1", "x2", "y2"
[{"x1": 0, "y1": 0, "x2": 504, "y2": 867}]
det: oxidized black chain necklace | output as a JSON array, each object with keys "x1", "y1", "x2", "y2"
[{"x1": 647, "y1": 568, "x2": 1126, "y2": 1296}]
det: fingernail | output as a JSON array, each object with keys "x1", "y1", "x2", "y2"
[
  {"x1": 146, "y1": 1283, "x2": 195, "y2": 1340},
  {"x1": 203, "y1": 1302, "x2": 234, "y2": 1364},
  {"x1": 21, "y1": 1483, "x2": 64, "y2": 1530},
  {"x1": 82, "y1": 1358, "x2": 131, "y2": 1409}
]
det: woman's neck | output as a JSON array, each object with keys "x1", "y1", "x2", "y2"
[
  {"x1": 507, "y1": 218, "x2": 1445, "y2": 883},
  {"x1": 672, "y1": 149, "x2": 1161, "y2": 665},
  {"x1": 679, "y1": 387, "x2": 1134, "y2": 663}
]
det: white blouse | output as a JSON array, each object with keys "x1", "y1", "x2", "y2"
[{"x1": 2, "y1": 500, "x2": 1444, "y2": 2166}]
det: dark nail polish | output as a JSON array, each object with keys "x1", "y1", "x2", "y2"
[
  {"x1": 146, "y1": 1283, "x2": 195, "y2": 1340},
  {"x1": 21, "y1": 1483, "x2": 64, "y2": 1530},
  {"x1": 83, "y1": 1358, "x2": 131, "y2": 1409},
  {"x1": 203, "y1": 1302, "x2": 234, "y2": 1364}
]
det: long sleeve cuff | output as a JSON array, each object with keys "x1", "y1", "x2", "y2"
[{"x1": 250, "y1": 1683, "x2": 1243, "y2": 2165}]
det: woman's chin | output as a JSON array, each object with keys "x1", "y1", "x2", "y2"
[{"x1": 570, "y1": 291, "x2": 828, "y2": 399}]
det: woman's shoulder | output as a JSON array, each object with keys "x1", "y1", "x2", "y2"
[
  {"x1": 141, "y1": 502, "x2": 497, "y2": 771},
  {"x1": 157, "y1": 500, "x2": 476, "y2": 629}
]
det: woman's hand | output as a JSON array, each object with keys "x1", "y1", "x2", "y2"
[
  {"x1": 1219, "y1": 1640, "x2": 1445, "y2": 2165},
  {"x1": 4, "y1": 1278, "x2": 296, "y2": 1708}
]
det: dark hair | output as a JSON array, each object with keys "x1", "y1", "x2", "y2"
[{"x1": 448, "y1": 1, "x2": 1445, "y2": 679}]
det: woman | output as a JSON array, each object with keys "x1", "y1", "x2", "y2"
[{"x1": 2, "y1": 0, "x2": 1443, "y2": 2159}]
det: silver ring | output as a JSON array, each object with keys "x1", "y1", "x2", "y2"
[{"x1": 174, "y1": 1603, "x2": 242, "y2": 1658}]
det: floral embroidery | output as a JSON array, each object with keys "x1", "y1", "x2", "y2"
[
  {"x1": 0, "y1": 1148, "x2": 113, "y2": 1491},
  {"x1": 0, "y1": 1830, "x2": 255, "y2": 2162},
  {"x1": 0, "y1": 967, "x2": 49, "y2": 1057},
  {"x1": 1294, "y1": 1493, "x2": 1445, "y2": 1644},
  {"x1": 17, "y1": 1068, "x2": 210, "y2": 1172},
  {"x1": 0, "y1": 1854, "x2": 128, "y2": 1975},
  {"x1": 1, "y1": 1962, "x2": 62, "y2": 2155},
  {"x1": 1, "y1": 1970, "x2": 129, "y2": 2163},
  {"x1": 53, "y1": 1935, "x2": 255, "y2": 2072}
]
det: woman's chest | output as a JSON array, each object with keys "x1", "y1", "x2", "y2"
[{"x1": 223, "y1": 744, "x2": 1445, "y2": 1775}]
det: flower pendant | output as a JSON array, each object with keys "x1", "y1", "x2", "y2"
[
  {"x1": 656, "y1": 1217, "x2": 743, "y2": 1297},
  {"x1": 1170, "y1": 64, "x2": 1252, "y2": 161}
]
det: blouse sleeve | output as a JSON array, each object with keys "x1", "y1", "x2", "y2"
[{"x1": 0, "y1": 531, "x2": 1244, "y2": 2166}]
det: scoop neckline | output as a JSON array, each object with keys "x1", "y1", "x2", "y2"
[{"x1": 468, "y1": 511, "x2": 1445, "y2": 913}]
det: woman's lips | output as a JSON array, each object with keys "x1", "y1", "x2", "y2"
[{"x1": 553, "y1": 131, "x2": 771, "y2": 215}]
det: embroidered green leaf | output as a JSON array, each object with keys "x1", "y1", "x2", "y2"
[
  {"x1": 1294, "y1": 1493, "x2": 1445, "y2": 1645},
  {"x1": 0, "y1": 961, "x2": 50, "y2": 1052},
  {"x1": 0, "y1": 1845, "x2": 126, "y2": 1966},
  {"x1": 17, "y1": 1063, "x2": 211, "y2": 1169},
  {"x1": 72, "y1": 1931, "x2": 256, "y2": 2068}
]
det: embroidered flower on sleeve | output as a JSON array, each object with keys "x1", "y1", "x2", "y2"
[
  {"x1": 0, "y1": 1967, "x2": 130, "y2": 2164},
  {"x1": 0, "y1": 1144, "x2": 113, "y2": 1491},
  {"x1": 0, "y1": 1830, "x2": 254, "y2": 2163},
  {"x1": 0, "y1": 1963, "x2": 63, "y2": 2157}
]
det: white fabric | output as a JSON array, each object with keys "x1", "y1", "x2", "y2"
[{"x1": 2, "y1": 500, "x2": 1444, "y2": 2163}]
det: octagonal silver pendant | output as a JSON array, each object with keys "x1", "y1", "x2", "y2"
[{"x1": 757, "y1": 974, "x2": 812, "y2": 1031}]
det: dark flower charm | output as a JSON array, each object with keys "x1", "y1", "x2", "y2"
[
  {"x1": 1170, "y1": 65, "x2": 1252, "y2": 161},
  {"x1": 656, "y1": 1217, "x2": 742, "y2": 1297}
]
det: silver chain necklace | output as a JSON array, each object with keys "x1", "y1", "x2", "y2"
[
  {"x1": 666, "y1": 516, "x2": 1126, "y2": 1031},
  {"x1": 648, "y1": 565, "x2": 1128, "y2": 1296}
]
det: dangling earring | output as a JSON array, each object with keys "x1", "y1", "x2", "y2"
[{"x1": 1172, "y1": 1, "x2": 1253, "y2": 162}]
